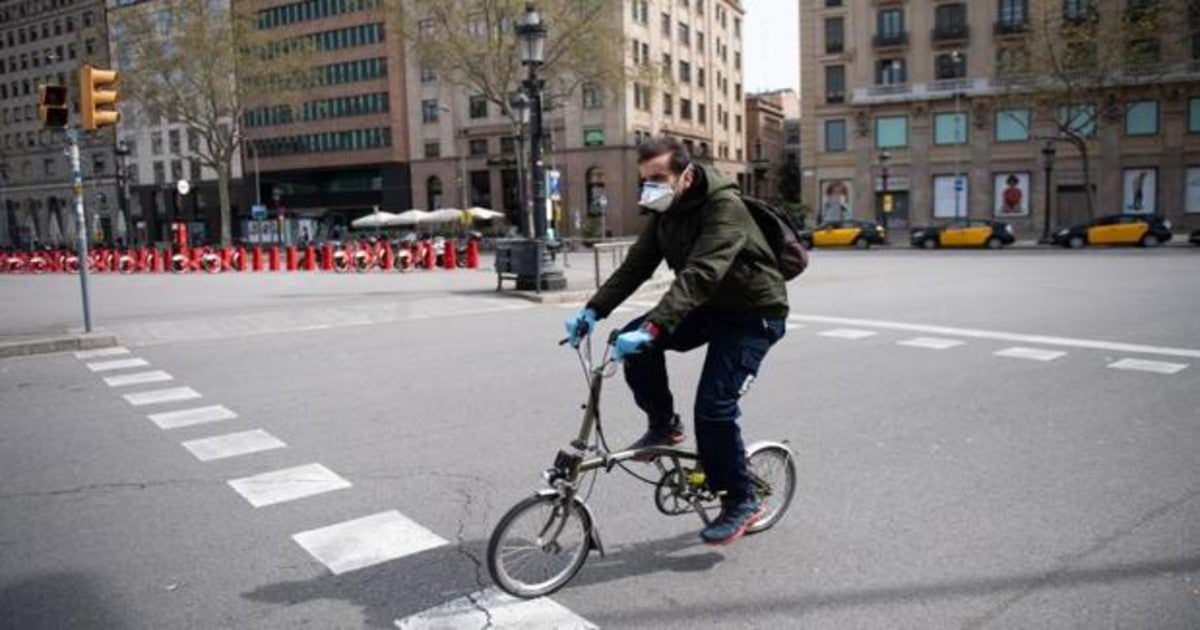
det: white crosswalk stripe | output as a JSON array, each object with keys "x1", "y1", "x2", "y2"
[
  {"x1": 75, "y1": 346, "x2": 130, "y2": 359},
  {"x1": 87, "y1": 358, "x2": 149, "y2": 372},
  {"x1": 181, "y1": 429, "x2": 286, "y2": 462},
  {"x1": 148, "y1": 405, "x2": 237, "y2": 429},
  {"x1": 994, "y1": 347, "x2": 1067, "y2": 362},
  {"x1": 1106, "y1": 358, "x2": 1189, "y2": 375},
  {"x1": 103, "y1": 370, "x2": 173, "y2": 387},
  {"x1": 897, "y1": 337, "x2": 965, "y2": 350},
  {"x1": 293, "y1": 511, "x2": 448, "y2": 575},
  {"x1": 395, "y1": 588, "x2": 597, "y2": 629},
  {"x1": 818, "y1": 328, "x2": 877, "y2": 340},
  {"x1": 123, "y1": 387, "x2": 202, "y2": 406},
  {"x1": 227, "y1": 463, "x2": 351, "y2": 508}
]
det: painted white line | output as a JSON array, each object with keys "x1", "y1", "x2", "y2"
[
  {"x1": 995, "y1": 347, "x2": 1067, "y2": 362},
  {"x1": 103, "y1": 370, "x2": 173, "y2": 387},
  {"x1": 293, "y1": 511, "x2": 448, "y2": 575},
  {"x1": 148, "y1": 405, "x2": 237, "y2": 429},
  {"x1": 818, "y1": 328, "x2": 878, "y2": 340},
  {"x1": 786, "y1": 322, "x2": 804, "y2": 331},
  {"x1": 123, "y1": 387, "x2": 201, "y2": 406},
  {"x1": 1107, "y1": 358, "x2": 1189, "y2": 375},
  {"x1": 789, "y1": 314, "x2": 1200, "y2": 360},
  {"x1": 181, "y1": 429, "x2": 286, "y2": 462},
  {"x1": 897, "y1": 337, "x2": 965, "y2": 350},
  {"x1": 395, "y1": 587, "x2": 597, "y2": 629},
  {"x1": 87, "y1": 358, "x2": 149, "y2": 372},
  {"x1": 227, "y1": 463, "x2": 351, "y2": 508},
  {"x1": 75, "y1": 347, "x2": 130, "y2": 359}
]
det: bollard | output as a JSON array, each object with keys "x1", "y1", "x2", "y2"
[
  {"x1": 155, "y1": 248, "x2": 167, "y2": 273},
  {"x1": 253, "y1": 246, "x2": 264, "y2": 272},
  {"x1": 443, "y1": 239, "x2": 456, "y2": 269},
  {"x1": 269, "y1": 246, "x2": 281, "y2": 272},
  {"x1": 236, "y1": 247, "x2": 248, "y2": 272},
  {"x1": 322, "y1": 244, "x2": 334, "y2": 271},
  {"x1": 380, "y1": 242, "x2": 394, "y2": 271},
  {"x1": 285, "y1": 246, "x2": 298, "y2": 271},
  {"x1": 305, "y1": 244, "x2": 317, "y2": 271},
  {"x1": 190, "y1": 248, "x2": 204, "y2": 272},
  {"x1": 423, "y1": 243, "x2": 435, "y2": 270},
  {"x1": 221, "y1": 247, "x2": 233, "y2": 272},
  {"x1": 466, "y1": 239, "x2": 480, "y2": 269}
]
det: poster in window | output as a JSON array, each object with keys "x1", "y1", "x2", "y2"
[
  {"x1": 820, "y1": 180, "x2": 852, "y2": 221},
  {"x1": 1122, "y1": 168, "x2": 1156, "y2": 214},
  {"x1": 933, "y1": 175, "x2": 968, "y2": 218},
  {"x1": 993, "y1": 172, "x2": 1030, "y2": 217},
  {"x1": 1186, "y1": 167, "x2": 1200, "y2": 213}
]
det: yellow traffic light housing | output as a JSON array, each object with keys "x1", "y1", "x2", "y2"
[
  {"x1": 79, "y1": 64, "x2": 121, "y2": 131},
  {"x1": 38, "y1": 85, "x2": 70, "y2": 128}
]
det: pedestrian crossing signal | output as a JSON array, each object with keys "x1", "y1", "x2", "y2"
[
  {"x1": 79, "y1": 65, "x2": 121, "y2": 131},
  {"x1": 37, "y1": 85, "x2": 69, "y2": 128}
]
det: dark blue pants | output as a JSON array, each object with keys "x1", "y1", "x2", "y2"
[{"x1": 621, "y1": 308, "x2": 786, "y2": 504}]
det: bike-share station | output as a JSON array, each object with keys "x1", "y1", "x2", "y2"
[{"x1": 486, "y1": 329, "x2": 797, "y2": 598}]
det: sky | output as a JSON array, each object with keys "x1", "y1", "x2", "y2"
[{"x1": 742, "y1": 0, "x2": 801, "y2": 94}]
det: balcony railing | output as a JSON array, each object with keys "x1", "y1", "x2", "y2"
[
  {"x1": 826, "y1": 92, "x2": 846, "y2": 104},
  {"x1": 930, "y1": 77, "x2": 972, "y2": 93},
  {"x1": 994, "y1": 19, "x2": 1028, "y2": 35},
  {"x1": 932, "y1": 25, "x2": 969, "y2": 42},
  {"x1": 866, "y1": 83, "x2": 911, "y2": 97},
  {"x1": 873, "y1": 31, "x2": 909, "y2": 48}
]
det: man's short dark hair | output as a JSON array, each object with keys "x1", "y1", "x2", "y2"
[{"x1": 637, "y1": 137, "x2": 691, "y2": 174}]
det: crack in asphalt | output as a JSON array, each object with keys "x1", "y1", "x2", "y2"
[
  {"x1": 962, "y1": 484, "x2": 1200, "y2": 629},
  {"x1": 451, "y1": 486, "x2": 495, "y2": 630},
  {"x1": 0, "y1": 478, "x2": 207, "y2": 500}
]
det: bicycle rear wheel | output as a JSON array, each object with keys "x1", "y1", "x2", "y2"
[
  {"x1": 487, "y1": 493, "x2": 593, "y2": 598},
  {"x1": 745, "y1": 442, "x2": 797, "y2": 534}
]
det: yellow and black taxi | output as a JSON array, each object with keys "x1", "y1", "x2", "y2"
[
  {"x1": 1052, "y1": 214, "x2": 1173, "y2": 248},
  {"x1": 1189, "y1": 229, "x2": 1200, "y2": 246},
  {"x1": 909, "y1": 219, "x2": 1016, "y2": 249},
  {"x1": 799, "y1": 220, "x2": 888, "y2": 249}
]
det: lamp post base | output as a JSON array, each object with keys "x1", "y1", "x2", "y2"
[{"x1": 516, "y1": 270, "x2": 567, "y2": 292}]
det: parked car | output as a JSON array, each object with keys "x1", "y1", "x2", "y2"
[
  {"x1": 1189, "y1": 229, "x2": 1200, "y2": 246},
  {"x1": 1051, "y1": 214, "x2": 1172, "y2": 248},
  {"x1": 909, "y1": 219, "x2": 1015, "y2": 249},
  {"x1": 799, "y1": 220, "x2": 888, "y2": 249}
]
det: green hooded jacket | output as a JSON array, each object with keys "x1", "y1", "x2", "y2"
[{"x1": 586, "y1": 163, "x2": 789, "y2": 334}]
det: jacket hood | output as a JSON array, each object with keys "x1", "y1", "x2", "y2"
[{"x1": 672, "y1": 162, "x2": 739, "y2": 213}]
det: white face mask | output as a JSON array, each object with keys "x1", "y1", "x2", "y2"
[{"x1": 638, "y1": 164, "x2": 691, "y2": 213}]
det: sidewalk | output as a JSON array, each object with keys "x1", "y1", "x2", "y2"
[{"x1": 0, "y1": 330, "x2": 119, "y2": 359}]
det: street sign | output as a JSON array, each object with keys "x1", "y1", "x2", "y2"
[
  {"x1": 546, "y1": 169, "x2": 561, "y2": 201},
  {"x1": 176, "y1": 179, "x2": 190, "y2": 196},
  {"x1": 954, "y1": 178, "x2": 965, "y2": 192},
  {"x1": 251, "y1": 204, "x2": 268, "y2": 220}
]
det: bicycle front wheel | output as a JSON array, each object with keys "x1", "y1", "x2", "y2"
[
  {"x1": 487, "y1": 493, "x2": 593, "y2": 598},
  {"x1": 745, "y1": 442, "x2": 797, "y2": 534}
]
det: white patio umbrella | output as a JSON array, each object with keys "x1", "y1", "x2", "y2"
[
  {"x1": 466, "y1": 207, "x2": 505, "y2": 221},
  {"x1": 421, "y1": 208, "x2": 465, "y2": 224},
  {"x1": 351, "y1": 210, "x2": 400, "y2": 229},
  {"x1": 391, "y1": 209, "x2": 430, "y2": 226}
]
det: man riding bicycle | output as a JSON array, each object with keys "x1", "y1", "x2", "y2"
[{"x1": 566, "y1": 138, "x2": 789, "y2": 546}]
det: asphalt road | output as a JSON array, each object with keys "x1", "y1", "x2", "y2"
[{"x1": 2, "y1": 248, "x2": 1198, "y2": 629}]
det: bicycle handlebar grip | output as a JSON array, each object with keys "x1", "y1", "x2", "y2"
[{"x1": 559, "y1": 337, "x2": 570, "y2": 346}]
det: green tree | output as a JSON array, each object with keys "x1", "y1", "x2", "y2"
[{"x1": 110, "y1": 0, "x2": 313, "y2": 246}]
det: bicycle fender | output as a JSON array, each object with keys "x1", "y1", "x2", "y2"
[{"x1": 535, "y1": 489, "x2": 605, "y2": 558}]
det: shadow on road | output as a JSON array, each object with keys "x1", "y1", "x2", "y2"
[{"x1": 0, "y1": 571, "x2": 128, "y2": 629}]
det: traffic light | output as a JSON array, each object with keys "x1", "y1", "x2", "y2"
[
  {"x1": 37, "y1": 85, "x2": 69, "y2": 128},
  {"x1": 79, "y1": 64, "x2": 120, "y2": 131}
]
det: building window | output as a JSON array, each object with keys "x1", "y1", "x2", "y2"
[
  {"x1": 468, "y1": 138, "x2": 488, "y2": 156},
  {"x1": 825, "y1": 17, "x2": 844, "y2": 54},
  {"x1": 995, "y1": 108, "x2": 1031, "y2": 142},
  {"x1": 424, "y1": 141, "x2": 440, "y2": 158},
  {"x1": 661, "y1": 12, "x2": 671, "y2": 36},
  {"x1": 1063, "y1": 0, "x2": 1096, "y2": 22},
  {"x1": 420, "y1": 65, "x2": 436, "y2": 83},
  {"x1": 875, "y1": 115, "x2": 908, "y2": 148},
  {"x1": 663, "y1": 92, "x2": 673, "y2": 116},
  {"x1": 698, "y1": 67, "x2": 706, "y2": 87},
  {"x1": 153, "y1": 161, "x2": 165, "y2": 184},
  {"x1": 469, "y1": 94, "x2": 487, "y2": 119},
  {"x1": 877, "y1": 9, "x2": 904, "y2": 39},
  {"x1": 189, "y1": 160, "x2": 201, "y2": 182},
  {"x1": 698, "y1": 103, "x2": 707, "y2": 124},
  {"x1": 151, "y1": 132, "x2": 163, "y2": 156},
  {"x1": 500, "y1": 136, "x2": 514, "y2": 154},
  {"x1": 697, "y1": 31, "x2": 705, "y2": 52},
  {"x1": 934, "y1": 53, "x2": 966, "y2": 80},
  {"x1": 679, "y1": 60, "x2": 691, "y2": 82},
  {"x1": 1189, "y1": 98, "x2": 1200, "y2": 132},
  {"x1": 582, "y1": 83, "x2": 602, "y2": 108},
  {"x1": 681, "y1": 98, "x2": 692, "y2": 120},
  {"x1": 1125, "y1": 100, "x2": 1158, "y2": 136},
  {"x1": 996, "y1": 47, "x2": 1029, "y2": 76},
  {"x1": 876, "y1": 59, "x2": 906, "y2": 84},
  {"x1": 422, "y1": 99, "x2": 440, "y2": 123},
  {"x1": 825, "y1": 65, "x2": 845, "y2": 103},
  {"x1": 1056, "y1": 103, "x2": 1097, "y2": 137},
  {"x1": 679, "y1": 22, "x2": 689, "y2": 45},
  {"x1": 933, "y1": 4, "x2": 967, "y2": 39},
  {"x1": 824, "y1": 119, "x2": 847, "y2": 152},
  {"x1": 168, "y1": 129, "x2": 181, "y2": 154},
  {"x1": 933, "y1": 112, "x2": 967, "y2": 145},
  {"x1": 735, "y1": 114, "x2": 742, "y2": 132},
  {"x1": 998, "y1": 0, "x2": 1028, "y2": 26}
]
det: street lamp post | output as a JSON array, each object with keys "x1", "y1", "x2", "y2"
[
  {"x1": 878, "y1": 150, "x2": 891, "y2": 225},
  {"x1": 952, "y1": 50, "x2": 965, "y2": 220},
  {"x1": 1042, "y1": 140, "x2": 1056, "y2": 243},
  {"x1": 509, "y1": 92, "x2": 531, "y2": 233},
  {"x1": 114, "y1": 140, "x2": 132, "y2": 245}
]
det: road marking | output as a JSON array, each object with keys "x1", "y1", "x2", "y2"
[
  {"x1": 395, "y1": 588, "x2": 597, "y2": 630},
  {"x1": 75, "y1": 347, "x2": 130, "y2": 359},
  {"x1": 995, "y1": 347, "x2": 1067, "y2": 362},
  {"x1": 227, "y1": 463, "x2": 351, "y2": 508},
  {"x1": 148, "y1": 405, "x2": 237, "y2": 429},
  {"x1": 181, "y1": 429, "x2": 286, "y2": 462},
  {"x1": 123, "y1": 387, "x2": 202, "y2": 406},
  {"x1": 818, "y1": 328, "x2": 878, "y2": 340},
  {"x1": 87, "y1": 358, "x2": 149, "y2": 372},
  {"x1": 897, "y1": 337, "x2": 965, "y2": 350},
  {"x1": 789, "y1": 314, "x2": 1200, "y2": 360},
  {"x1": 786, "y1": 322, "x2": 804, "y2": 331},
  {"x1": 293, "y1": 511, "x2": 448, "y2": 575},
  {"x1": 1107, "y1": 358, "x2": 1189, "y2": 375},
  {"x1": 103, "y1": 370, "x2": 173, "y2": 387}
]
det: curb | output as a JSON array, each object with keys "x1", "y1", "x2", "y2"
[
  {"x1": 500, "y1": 276, "x2": 674, "y2": 304},
  {"x1": 0, "y1": 332, "x2": 120, "y2": 359}
]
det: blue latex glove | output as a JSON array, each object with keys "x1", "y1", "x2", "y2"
[
  {"x1": 612, "y1": 329, "x2": 654, "y2": 362},
  {"x1": 565, "y1": 308, "x2": 599, "y2": 347}
]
